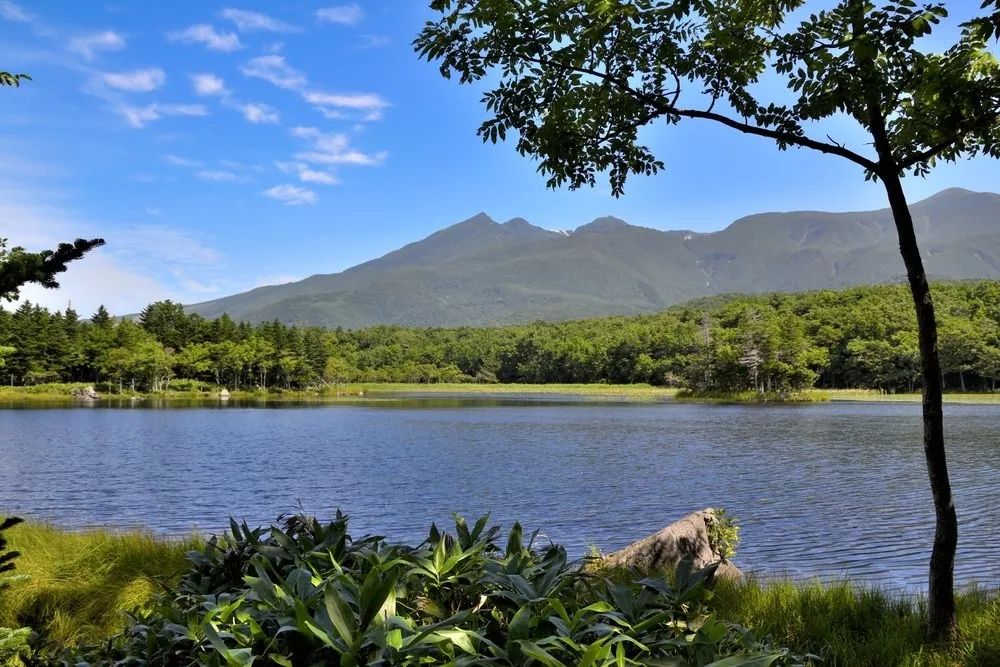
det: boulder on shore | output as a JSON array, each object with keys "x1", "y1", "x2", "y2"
[
  {"x1": 219, "y1": 388, "x2": 231, "y2": 400},
  {"x1": 602, "y1": 508, "x2": 742, "y2": 580},
  {"x1": 72, "y1": 385, "x2": 100, "y2": 401}
]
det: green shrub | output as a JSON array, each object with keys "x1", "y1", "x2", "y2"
[
  {"x1": 67, "y1": 514, "x2": 812, "y2": 666},
  {"x1": 707, "y1": 509, "x2": 740, "y2": 561}
]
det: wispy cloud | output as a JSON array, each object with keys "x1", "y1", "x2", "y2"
[
  {"x1": 0, "y1": 0, "x2": 31, "y2": 23},
  {"x1": 291, "y1": 126, "x2": 387, "y2": 166},
  {"x1": 191, "y1": 72, "x2": 228, "y2": 96},
  {"x1": 220, "y1": 8, "x2": 297, "y2": 33},
  {"x1": 316, "y1": 5, "x2": 363, "y2": 26},
  {"x1": 101, "y1": 68, "x2": 166, "y2": 92},
  {"x1": 359, "y1": 34, "x2": 390, "y2": 49},
  {"x1": 298, "y1": 167, "x2": 338, "y2": 185},
  {"x1": 165, "y1": 154, "x2": 203, "y2": 168},
  {"x1": 119, "y1": 103, "x2": 208, "y2": 128},
  {"x1": 240, "y1": 54, "x2": 387, "y2": 123},
  {"x1": 240, "y1": 54, "x2": 306, "y2": 90},
  {"x1": 68, "y1": 30, "x2": 126, "y2": 59},
  {"x1": 196, "y1": 170, "x2": 248, "y2": 183},
  {"x1": 240, "y1": 102, "x2": 279, "y2": 124},
  {"x1": 168, "y1": 24, "x2": 242, "y2": 52},
  {"x1": 276, "y1": 161, "x2": 339, "y2": 185},
  {"x1": 303, "y1": 90, "x2": 389, "y2": 120},
  {"x1": 263, "y1": 183, "x2": 316, "y2": 205}
]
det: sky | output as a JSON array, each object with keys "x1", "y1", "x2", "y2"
[{"x1": 0, "y1": 1, "x2": 998, "y2": 316}]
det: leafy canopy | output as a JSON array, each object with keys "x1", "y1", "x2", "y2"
[
  {"x1": 415, "y1": 0, "x2": 1000, "y2": 194},
  {"x1": 0, "y1": 238, "x2": 106, "y2": 302},
  {"x1": 0, "y1": 72, "x2": 29, "y2": 87}
]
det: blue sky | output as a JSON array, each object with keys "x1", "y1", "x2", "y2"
[{"x1": 1, "y1": 1, "x2": 998, "y2": 315}]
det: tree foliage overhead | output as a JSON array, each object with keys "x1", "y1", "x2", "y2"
[
  {"x1": 415, "y1": 0, "x2": 1000, "y2": 193},
  {"x1": 0, "y1": 238, "x2": 106, "y2": 302},
  {"x1": 0, "y1": 71, "x2": 30, "y2": 87}
]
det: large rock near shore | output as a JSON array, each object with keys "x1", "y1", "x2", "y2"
[
  {"x1": 72, "y1": 386, "x2": 100, "y2": 401},
  {"x1": 603, "y1": 508, "x2": 742, "y2": 579}
]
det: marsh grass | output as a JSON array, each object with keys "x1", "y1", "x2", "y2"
[
  {"x1": 0, "y1": 521, "x2": 197, "y2": 647},
  {"x1": 674, "y1": 389, "x2": 830, "y2": 403},
  {"x1": 711, "y1": 577, "x2": 1000, "y2": 667},
  {"x1": 824, "y1": 389, "x2": 1000, "y2": 404}
]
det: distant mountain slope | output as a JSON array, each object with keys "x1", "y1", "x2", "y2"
[{"x1": 187, "y1": 188, "x2": 1000, "y2": 327}]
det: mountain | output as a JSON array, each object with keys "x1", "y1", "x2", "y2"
[{"x1": 187, "y1": 188, "x2": 1000, "y2": 328}]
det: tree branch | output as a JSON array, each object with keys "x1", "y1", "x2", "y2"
[
  {"x1": 899, "y1": 134, "x2": 968, "y2": 170},
  {"x1": 527, "y1": 55, "x2": 879, "y2": 172}
]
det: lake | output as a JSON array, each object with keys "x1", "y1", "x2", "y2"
[{"x1": 1, "y1": 397, "x2": 998, "y2": 590}]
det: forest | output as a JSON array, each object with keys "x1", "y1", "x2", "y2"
[{"x1": 1, "y1": 280, "x2": 999, "y2": 395}]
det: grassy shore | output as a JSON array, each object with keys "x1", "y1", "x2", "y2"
[
  {"x1": 1, "y1": 520, "x2": 997, "y2": 665},
  {"x1": 0, "y1": 381, "x2": 680, "y2": 404},
  {"x1": 0, "y1": 522, "x2": 196, "y2": 646},
  {"x1": 2, "y1": 382, "x2": 1000, "y2": 406}
]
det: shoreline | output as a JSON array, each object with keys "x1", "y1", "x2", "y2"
[
  {"x1": 2, "y1": 383, "x2": 1000, "y2": 405},
  {"x1": 2, "y1": 382, "x2": 1000, "y2": 405}
]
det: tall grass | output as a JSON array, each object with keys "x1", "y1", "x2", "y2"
[
  {"x1": 0, "y1": 521, "x2": 197, "y2": 646},
  {"x1": 712, "y1": 577, "x2": 1000, "y2": 667}
]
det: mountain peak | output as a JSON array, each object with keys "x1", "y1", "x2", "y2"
[
  {"x1": 575, "y1": 216, "x2": 632, "y2": 233},
  {"x1": 503, "y1": 217, "x2": 533, "y2": 228},
  {"x1": 456, "y1": 212, "x2": 498, "y2": 227},
  {"x1": 187, "y1": 189, "x2": 1000, "y2": 328}
]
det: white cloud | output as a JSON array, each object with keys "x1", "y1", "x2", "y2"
[
  {"x1": 241, "y1": 102, "x2": 279, "y2": 124},
  {"x1": 291, "y1": 126, "x2": 387, "y2": 166},
  {"x1": 168, "y1": 24, "x2": 242, "y2": 52},
  {"x1": 101, "y1": 68, "x2": 166, "y2": 92},
  {"x1": 303, "y1": 90, "x2": 389, "y2": 121},
  {"x1": 196, "y1": 170, "x2": 247, "y2": 183},
  {"x1": 240, "y1": 54, "x2": 305, "y2": 90},
  {"x1": 220, "y1": 8, "x2": 296, "y2": 33},
  {"x1": 316, "y1": 5, "x2": 363, "y2": 25},
  {"x1": 303, "y1": 91, "x2": 388, "y2": 111},
  {"x1": 119, "y1": 103, "x2": 208, "y2": 128},
  {"x1": 263, "y1": 183, "x2": 316, "y2": 205},
  {"x1": 276, "y1": 161, "x2": 338, "y2": 185},
  {"x1": 68, "y1": 31, "x2": 126, "y2": 59},
  {"x1": 165, "y1": 154, "x2": 202, "y2": 168},
  {"x1": 298, "y1": 167, "x2": 338, "y2": 185},
  {"x1": 191, "y1": 72, "x2": 227, "y2": 96},
  {"x1": 0, "y1": 1, "x2": 30, "y2": 22}
]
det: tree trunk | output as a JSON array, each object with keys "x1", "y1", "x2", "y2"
[{"x1": 881, "y1": 171, "x2": 958, "y2": 640}]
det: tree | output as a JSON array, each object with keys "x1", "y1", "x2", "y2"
[
  {"x1": 416, "y1": 0, "x2": 1000, "y2": 638},
  {"x1": 0, "y1": 71, "x2": 29, "y2": 87},
  {"x1": 91, "y1": 305, "x2": 112, "y2": 327},
  {"x1": 0, "y1": 238, "x2": 105, "y2": 302}
]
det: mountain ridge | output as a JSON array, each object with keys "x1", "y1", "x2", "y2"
[{"x1": 187, "y1": 188, "x2": 1000, "y2": 328}]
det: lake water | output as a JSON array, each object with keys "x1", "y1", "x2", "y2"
[{"x1": 1, "y1": 397, "x2": 998, "y2": 590}]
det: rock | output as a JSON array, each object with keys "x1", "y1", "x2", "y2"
[
  {"x1": 602, "y1": 508, "x2": 742, "y2": 580},
  {"x1": 219, "y1": 388, "x2": 231, "y2": 400},
  {"x1": 72, "y1": 385, "x2": 100, "y2": 401}
]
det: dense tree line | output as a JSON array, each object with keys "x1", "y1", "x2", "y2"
[{"x1": 1, "y1": 281, "x2": 998, "y2": 394}]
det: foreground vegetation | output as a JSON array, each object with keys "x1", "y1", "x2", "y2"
[
  {"x1": 2, "y1": 282, "x2": 1000, "y2": 400},
  {"x1": 2, "y1": 516, "x2": 998, "y2": 666}
]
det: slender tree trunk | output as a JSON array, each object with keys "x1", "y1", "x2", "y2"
[{"x1": 881, "y1": 171, "x2": 958, "y2": 640}]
